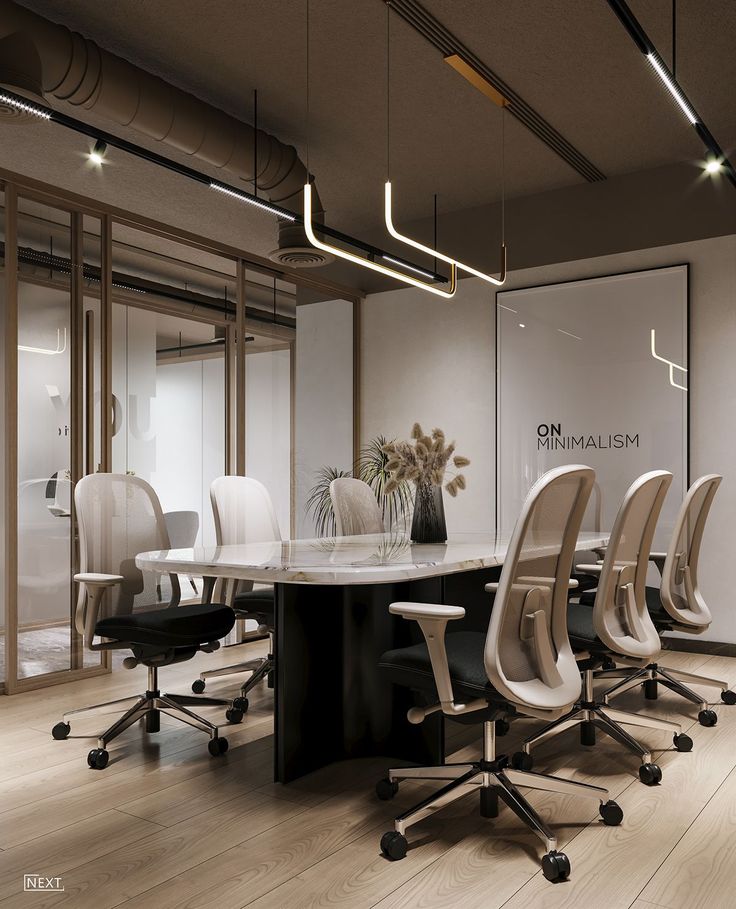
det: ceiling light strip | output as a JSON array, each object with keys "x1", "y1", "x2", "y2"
[
  {"x1": 0, "y1": 87, "x2": 444, "y2": 280},
  {"x1": 384, "y1": 181, "x2": 506, "y2": 286},
  {"x1": 304, "y1": 183, "x2": 457, "y2": 298},
  {"x1": 607, "y1": 0, "x2": 736, "y2": 190}
]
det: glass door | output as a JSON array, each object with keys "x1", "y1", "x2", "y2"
[{"x1": 9, "y1": 196, "x2": 105, "y2": 686}]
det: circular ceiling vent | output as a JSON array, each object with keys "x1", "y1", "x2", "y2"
[{"x1": 268, "y1": 247, "x2": 335, "y2": 268}]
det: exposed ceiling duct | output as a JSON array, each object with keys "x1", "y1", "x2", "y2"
[{"x1": 0, "y1": 0, "x2": 332, "y2": 267}]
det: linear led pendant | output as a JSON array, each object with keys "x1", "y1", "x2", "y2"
[
  {"x1": 304, "y1": 183, "x2": 457, "y2": 298},
  {"x1": 384, "y1": 182, "x2": 506, "y2": 286}
]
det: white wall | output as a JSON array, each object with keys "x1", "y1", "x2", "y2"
[
  {"x1": 295, "y1": 299, "x2": 353, "y2": 537},
  {"x1": 361, "y1": 277, "x2": 495, "y2": 533},
  {"x1": 246, "y1": 349, "x2": 291, "y2": 537},
  {"x1": 362, "y1": 234, "x2": 736, "y2": 642}
]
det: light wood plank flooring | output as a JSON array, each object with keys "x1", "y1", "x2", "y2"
[{"x1": 1, "y1": 642, "x2": 736, "y2": 908}]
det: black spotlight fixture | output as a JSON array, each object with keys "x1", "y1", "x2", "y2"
[{"x1": 88, "y1": 138, "x2": 107, "y2": 165}]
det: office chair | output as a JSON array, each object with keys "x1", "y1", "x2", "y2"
[
  {"x1": 329, "y1": 477, "x2": 384, "y2": 536},
  {"x1": 51, "y1": 473, "x2": 235, "y2": 769},
  {"x1": 160, "y1": 510, "x2": 200, "y2": 598},
  {"x1": 191, "y1": 476, "x2": 279, "y2": 713},
  {"x1": 376, "y1": 466, "x2": 623, "y2": 883},
  {"x1": 599, "y1": 474, "x2": 734, "y2": 725},
  {"x1": 517, "y1": 470, "x2": 692, "y2": 786}
]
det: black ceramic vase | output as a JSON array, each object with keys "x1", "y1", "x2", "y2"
[{"x1": 410, "y1": 481, "x2": 447, "y2": 544}]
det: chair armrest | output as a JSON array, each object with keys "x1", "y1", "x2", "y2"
[
  {"x1": 74, "y1": 574, "x2": 124, "y2": 641},
  {"x1": 74, "y1": 573, "x2": 124, "y2": 587},
  {"x1": 389, "y1": 601, "x2": 486, "y2": 719},
  {"x1": 649, "y1": 552, "x2": 667, "y2": 577},
  {"x1": 389, "y1": 603, "x2": 465, "y2": 621},
  {"x1": 575, "y1": 563, "x2": 603, "y2": 576},
  {"x1": 487, "y1": 577, "x2": 579, "y2": 593}
]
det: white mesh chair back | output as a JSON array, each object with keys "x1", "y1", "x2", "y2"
[
  {"x1": 210, "y1": 476, "x2": 281, "y2": 605},
  {"x1": 592, "y1": 470, "x2": 672, "y2": 660},
  {"x1": 164, "y1": 510, "x2": 200, "y2": 549},
  {"x1": 660, "y1": 474, "x2": 721, "y2": 628},
  {"x1": 75, "y1": 473, "x2": 179, "y2": 622},
  {"x1": 485, "y1": 465, "x2": 595, "y2": 712},
  {"x1": 210, "y1": 476, "x2": 281, "y2": 546},
  {"x1": 330, "y1": 478, "x2": 384, "y2": 536}
]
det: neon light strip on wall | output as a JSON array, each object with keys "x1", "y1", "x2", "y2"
[{"x1": 651, "y1": 328, "x2": 687, "y2": 391}]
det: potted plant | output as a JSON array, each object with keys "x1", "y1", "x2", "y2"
[{"x1": 383, "y1": 424, "x2": 470, "y2": 544}]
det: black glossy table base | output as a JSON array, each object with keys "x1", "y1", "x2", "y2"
[{"x1": 273, "y1": 565, "x2": 501, "y2": 783}]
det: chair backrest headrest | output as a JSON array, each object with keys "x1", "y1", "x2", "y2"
[
  {"x1": 329, "y1": 477, "x2": 384, "y2": 536},
  {"x1": 164, "y1": 510, "x2": 200, "y2": 549},
  {"x1": 592, "y1": 470, "x2": 672, "y2": 659},
  {"x1": 485, "y1": 465, "x2": 595, "y2": 712},
  {"x1": 75, "y1": 473, "x2": 178, "y2": 617},
  {"x1": 660, "y1": 474, "x2": 721, "y2": 627},
  {"x1": 210, "y1": 475, "x2": 282, "y2": 546}
]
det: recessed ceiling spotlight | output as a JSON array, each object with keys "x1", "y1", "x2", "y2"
[
  {"x1": 705, "y1": 158, "x2": 723, "y2": 175},
  {"x1": 89, "y1": 139, "x2": 107, "y2": 165},
  {"x1": 518, "y1": 323, "x2": 526, "y2": 328}
]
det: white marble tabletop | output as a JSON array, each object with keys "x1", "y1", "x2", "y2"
[{"x1": 135, "y1": 531, "x2": 609, "y2": 586}]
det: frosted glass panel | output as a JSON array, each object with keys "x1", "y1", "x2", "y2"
[{"x1": 16, "y1": 239, "x2": 73, "y2": 678}]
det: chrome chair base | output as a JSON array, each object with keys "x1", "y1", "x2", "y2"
[
  {"x1": 378, "y1": 720, "x2": 621, "y2": 882},
  {"x1": 597, "y1": 661, "x2": 733, "y2": 718},
  {"x1": 194, "y1": 632, "x2": 274, "y2": 698},
  {"x1": 53, "y1": 666, "x2": 230, "y2": 768},
  {"x1": 519, "y1": 669, "x2": 689, "y2": 783}
]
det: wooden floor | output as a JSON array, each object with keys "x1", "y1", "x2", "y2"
[{"x1": 2, "y1": 643, "x2": 736, "y2": 908}]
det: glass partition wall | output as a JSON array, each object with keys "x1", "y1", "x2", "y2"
[{"x1": 0, "y1": 179, "x2": 317, "y2": 694}]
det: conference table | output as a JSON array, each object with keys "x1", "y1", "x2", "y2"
[{"x1": 136, "y1": 531, "x2": 608, "y2": 783}]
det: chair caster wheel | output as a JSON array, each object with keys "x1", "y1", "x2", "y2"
[
  {"x1": 644, "y1": 679, "x2": 658, "y2": 700},
  {"x1": 495, "y1": 718, "x2": 510, "y2": 737},
  {"x1": 699, "y1": 709, "x2": 718, "y2": 726},
  {"x1": 52, "y1": 722, "x2": 70, "y2": 740},
  {"x1": 511, "y1": 751, "x2": 534, "y2": 771},
  {"x1": 674, "y1": 733, "x2": 693, "y2": 752},
  {"x1": 376, "y1": 777, "x2": 399, "y2": 800},
  {"x1": 232, "y1": 697, "x2": 249, "y2": 714},
  {"x1": 599, "y1": 800, "x2": 623, "y2": 826},
  {"x1": 192, "y1": 679, "x2": 206, "y2": 694},
  {"x1": 380, "y1": 831, "x2": 408, "y2": 861},
  {"x1": 87, "y1": 748, "x2": 109, "y2": 770},
  {"x1": 208, "y1": 736, "x2": 229, "y2": 757},
  {"x1": 639, "y1": 762, "x2": 662, "y2": 785},
  {"x1": 721, "y1": 690, "x2": 736, "y2": 705},
  {"x1": 542, "y1": 850, "x2": 570, "y2": 883},
  {"x1": 225, "y1": 708, "x2": 243, "y2": 724},
  {"x1": 602, "y1": 657, "x2": 616, "y2": 671}
]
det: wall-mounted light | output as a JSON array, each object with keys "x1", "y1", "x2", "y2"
[
  {"x1": 304, "y1": 183, "x2": 457, "y2": 298},
  {"x1": 651, "y1": 328, "x2": 687, "y2": 391},
  {"x1": 89, "y1": 139, "x2": 108, "y2": 165},
  {"x1": 18, "y1": 328, "x2": 67, "y2": 355}
]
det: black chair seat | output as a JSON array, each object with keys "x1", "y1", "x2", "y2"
[
  {"x1": 567, "y1": 600, "x2": 608, "y2": 652},
  {"x1": 96, "y1": 602, "x2": 235, "y2": 647},
  {"x1": 578, "y1": 586, "x2": 671, "y2": 627},
  {"x1": 233, "y1": 588, "x2": 275, "y2": 623},
  {"x1": 379, "y1": 631, "x2": 502, "y2": 703}
]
